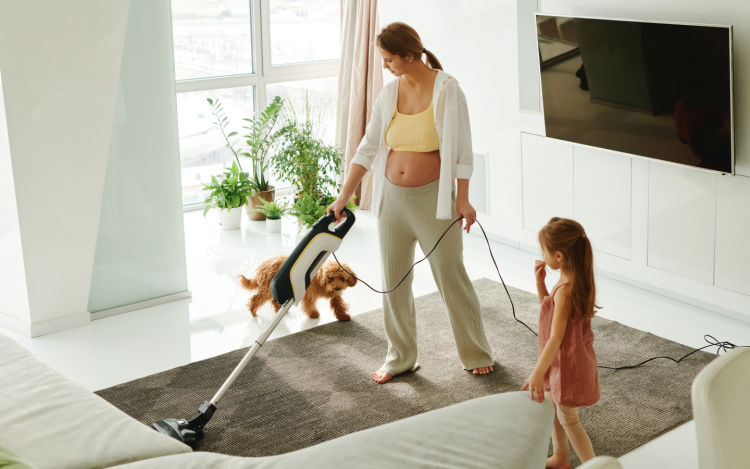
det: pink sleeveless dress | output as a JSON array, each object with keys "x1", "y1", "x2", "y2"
[{"x1": 537, "y1": 283, "x2": 600, "y2": 407}]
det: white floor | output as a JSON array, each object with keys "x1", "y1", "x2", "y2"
[{"x1": 4, "y1": 209, "x2": 750, "y2": 468}]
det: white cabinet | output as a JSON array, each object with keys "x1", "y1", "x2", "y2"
[
  {"x1": 715, "y1": 175, "x2": 750, "y2": 295},
  {"x1": 521, "y1": 133, "x2": 574, "y2": 234},
  {"x1": 573, "y1": 145, "x2": 632, "y2": 259},
  {"x1": 647, "y1": 162, "x2": 716, "y2": 283}
]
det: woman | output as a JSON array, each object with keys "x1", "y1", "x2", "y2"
[{"x1": 328, "y1": 22, "x2": 494, "y2": 384}]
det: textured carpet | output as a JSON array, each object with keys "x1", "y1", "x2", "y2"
[{"x1": 96, "y1": 278, "x2": 714, "y2": 464}]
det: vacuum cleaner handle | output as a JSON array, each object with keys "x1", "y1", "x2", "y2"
[
  {"x1": 314, "y1": 207, "x2": 355, "y2": 236},
  {"x1": 270, "y1": 208, "x2": 355, "y2": 305}
]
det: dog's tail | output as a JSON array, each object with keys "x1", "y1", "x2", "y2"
[{"x1": 238, "y1": 274, "x2": 259, "y2": 291}]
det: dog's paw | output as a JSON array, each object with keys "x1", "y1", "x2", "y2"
[
  {"x1": 306, "y1": 310, "x2": 320, "y2": 319},
  {"x1": 335, "y1": 313, "x2": 351, "y2": 321}
]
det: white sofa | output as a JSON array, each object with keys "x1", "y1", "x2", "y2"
[
  {"x1": 0, "y1": 333, "x2": 554, "y2": 469},
  {"x1": 691, "y1": 347, "x2": 750, "y2": 469}
]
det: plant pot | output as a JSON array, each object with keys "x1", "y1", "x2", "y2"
[
  {"x1": 265, "y1": 217, "x2": 281, "y2": 233},
  {"x1": 218, "y1": 206, "x2": 243, "y2": 230},
  {"x1": 247, "y1": 186, "x2": 275, "y2": 221}
]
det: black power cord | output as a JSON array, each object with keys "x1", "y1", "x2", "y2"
[{"x1": 331, "y1": 217, "x2": 748, "y2": 371}]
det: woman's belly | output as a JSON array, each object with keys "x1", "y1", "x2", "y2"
[{"x1": 385, "y1": 150, "x2": 441, "y2": 187}]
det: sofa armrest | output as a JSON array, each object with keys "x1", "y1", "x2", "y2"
[
  {"x1": 0, "y1": 333, "x2": 191, "y2": 469},
  {"x1": 112, "y1": 391, "x2": 554, "y2": 469}
]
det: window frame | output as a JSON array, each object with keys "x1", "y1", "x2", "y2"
[{"x1": 175, "y1": 0, "x2": 340, "y2": 210}]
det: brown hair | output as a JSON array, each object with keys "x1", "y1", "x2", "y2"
[
  {"x1": 538, "y1": 217, "x2": 600, "y2": 321},
  {"x1": 376, "y1": 22, "x2": 443, "y2": 70}
]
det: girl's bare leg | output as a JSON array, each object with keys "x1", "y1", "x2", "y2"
[
  {"x1": 557, "y1": 405, "x2": 595, "y2": 463},
  {"x1": 547, "y1": 401, "x2": 571, "y2": 469}
]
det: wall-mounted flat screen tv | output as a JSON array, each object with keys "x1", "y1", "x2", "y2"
[{"x1": 536, "y1": 14, "x2": 734, "y2": 174}]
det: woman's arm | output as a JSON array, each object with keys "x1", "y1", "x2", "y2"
[
  {"x1": 522, "y1": 286, "x2": 570, "y2": 402},
  {"x1": 451, "y1": 81, "x2": 474, "y2": 179},
  {"x1": 329, "y1": 88, "x2": 388, "y2": 221},
  {"x1": 455, "y1": 179, "x2": 476, "y2": 233},
  {"x1": 328, "y1": 163, "x2": 367, "y2": 221},
  {"x1": 350, "y1": 87, "x2": 388, "y2": 172}
]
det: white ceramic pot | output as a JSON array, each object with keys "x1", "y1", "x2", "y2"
[
  {"x1": 265, "y1": 217, "x2": 281, "y2": 233},
  {"x1": 218, "y1": 206, "x2": 243, "y2": 230}
]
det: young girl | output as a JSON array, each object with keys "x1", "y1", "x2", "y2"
[{"x1": 521, "y1": 217, "x2": 600, "y2": 468}]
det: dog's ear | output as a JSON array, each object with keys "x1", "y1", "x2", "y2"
[
  {"x1": 317, "y1": 264, "x2": 331, "y2": 287},
  {"x1": 342, "y1": 264, "x2": 357, "y2": 286}
]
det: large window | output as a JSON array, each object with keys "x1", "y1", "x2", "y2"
[{"x1": 173, "y1": 0, "x2": 340, "y2": 207}]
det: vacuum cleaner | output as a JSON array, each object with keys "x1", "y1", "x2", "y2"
[{"x1": 152, "y1": 208, "x2": 356, "y2": 445}]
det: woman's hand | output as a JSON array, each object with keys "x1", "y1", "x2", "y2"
[
  {"x1": 521, "y1": 370, "x2": 546, "y2": 402},
  {"x1": 456, "y1": 198, "x2": 476, "y2": 233},
  {"x1": 326, "y1": 196, "x2": 349, "y2": 222},
  {"x1": 534, "y1": 260, "x2": 546, "y2": 284}
]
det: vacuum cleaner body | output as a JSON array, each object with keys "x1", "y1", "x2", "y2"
[
  {"x1": 152, "y1": 209, "x2": 355, "y2": 446},
  {"x1": 270, "y1": 210, "x2": 355, "y2": 305}
]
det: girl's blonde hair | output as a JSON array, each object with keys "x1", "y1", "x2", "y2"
[
  {"x1": 539, "y1": 217, "x2": 600, "y2": 321},
  {"x1": 376, "y1": 22, "x2": 443, "y2": 70}
]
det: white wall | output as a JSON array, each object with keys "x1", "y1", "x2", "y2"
[
  {"x1": 88, "y1": 0, "x2": 189, "y2": 315},
  {"x1": 0, "y1": 1, "x2": 130, "y2": 336},
  {"x1": 0, "y1": 71, "x2": 31, "y2": 327},
  {"x1": 380, "y1": 0, "x2": 750, "y2": 322}
]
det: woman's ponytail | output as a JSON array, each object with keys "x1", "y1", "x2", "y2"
[{"x1": 423, "y1": 48, "x2": 443, "y2": 70}]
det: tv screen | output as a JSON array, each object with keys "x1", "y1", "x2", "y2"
[{"x1": 536, "y1": 15, "x2": 734, "y2": 174}]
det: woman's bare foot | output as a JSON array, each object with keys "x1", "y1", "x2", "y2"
[
  {"x1": 370, "y1": 370, "x2": 392, "y2": 384},
  {"x1": 472, "y1": 365, "x2": 494, "y2": 375},
  {"x1": 545, "y1": 454, "x2": 571, "y2": 469}
]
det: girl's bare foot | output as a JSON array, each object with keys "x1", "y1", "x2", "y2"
[
  {"x1": 545, "y1": 454, "x2": 571, "y2": 469},
  {"x1": 370, "y1": 370, "x2": 392, "y2": 384},
  {"x1": 472, "y1": 365, "x2": 494, "y2": 375}
]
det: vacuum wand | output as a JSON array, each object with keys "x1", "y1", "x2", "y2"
[
  {"x1": 210, "y1": 298, "x2": 294, "y2": 404},
  {"x1": 152, "y1": 208, "x2": 356, "y2": 446}
]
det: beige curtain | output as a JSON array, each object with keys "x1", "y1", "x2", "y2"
[{"x1": 337, "y1": 0, "x2": 382, "y2": 210}]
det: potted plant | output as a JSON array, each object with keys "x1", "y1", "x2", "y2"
[
  {"x1": 250, "y1": 198, "x2": 289, "y2": 233},
  {"x1": 272, "y1": 120, "x2": 343, "y2": 202},
  {"x1": 201, "y1": 161, "x2": 254, "y2": 230},
  {"x1": 207, "y1": 95, "x2": 287, "y2": 220},
  {"x1": 291, "y1": 193, "x2": 358, "y2": 230}
]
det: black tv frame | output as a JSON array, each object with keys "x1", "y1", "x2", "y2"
[{"x1": 535, "y1": 13, "x2": 735, "y2": 175}]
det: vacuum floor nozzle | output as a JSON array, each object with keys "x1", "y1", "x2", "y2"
[
  {"x1": 152, "y1": 400, "x2": 216, "y2": 446},
  {"x1": 152, "y1": 418, "x2": 203, "y2": 445}
]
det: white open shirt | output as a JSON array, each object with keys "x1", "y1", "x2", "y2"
[{"x1": 350, "y1": 69, "x2": 475, "y2": 220}]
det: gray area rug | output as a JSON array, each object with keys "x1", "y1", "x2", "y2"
[{"x1": 96, "y1": 278, "x2": 714, "y2": 464}]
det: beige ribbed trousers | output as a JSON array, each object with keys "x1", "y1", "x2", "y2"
[{"x1": 377, "y1": 178, "x2": 494, "y2": 376}]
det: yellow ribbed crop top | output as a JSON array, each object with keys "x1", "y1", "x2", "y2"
[{"x1": 384, "y1": 103, "x2": 440, "y2": 152}]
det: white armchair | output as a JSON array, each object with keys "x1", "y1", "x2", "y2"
[{"x1": 691, "y1": 347, "x2": 750, "y2": 469}]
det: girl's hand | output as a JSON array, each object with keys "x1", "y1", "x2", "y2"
[
  {"x1": 326, "y1": 196, "x2": 349, "y2": 222},
  {"x1": 521, "y1": 371, "x2": 546, "y2": 402},
  {"x1": 534, "y1": 260, "x2": 546, "y2": 284},
  {"x1": 456, "y1": 198, "x2": 476, "y2": 233}
]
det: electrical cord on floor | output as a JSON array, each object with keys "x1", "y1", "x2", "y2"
[
  {"x1": 330, "y1": 217, "x2": 748, "y2": 371},
  {"x1": 598, "y1": 335, "x2": 746, "y2": 371}
]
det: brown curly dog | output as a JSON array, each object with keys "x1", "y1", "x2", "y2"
[{"x1": 238, "y1": 255, "x2": 357, "y2": 321}]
